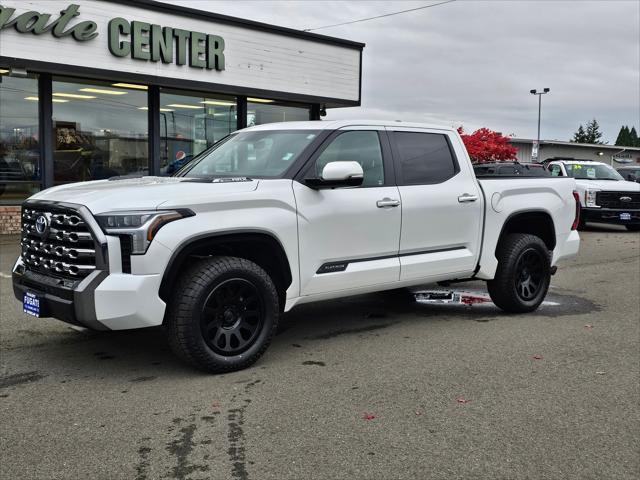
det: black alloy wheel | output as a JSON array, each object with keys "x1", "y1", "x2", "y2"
[
  {"x1": 165, "y1": 256, "x2": 280, "y2": 373},
  {"x1": 200, "y1": 278, "x2": 264, "y2": 355},
  {"x1": 487, "y1": 233, "x2": 551, "y2": 313},
  {"x1": 514, "y1": 248, "x2": 545, "y2": 302}
]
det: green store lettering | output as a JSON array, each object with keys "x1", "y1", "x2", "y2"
[
  {"x1": 0, "y1": 4, "x2": 98, "y2": 40},
  {"x1": 108, "y1": 18, "x2": 225, "y2": 71},
  {"x1": 0, "y1": 4, "x2": 225, "y2": 71}
]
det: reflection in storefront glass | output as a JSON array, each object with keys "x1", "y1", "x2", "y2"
[
  {"x1": 0, "y1": 72, "x2": 41, "y2": 203},
  {"x1": 247, "y1": 100, "x2": 310, "y2": 126},
  {"x1": 159, "y1": 90, "x2": 237, "y2": 175},
  {"x1": 51, "y1": 78, "x2": 149, "y2": 184}
]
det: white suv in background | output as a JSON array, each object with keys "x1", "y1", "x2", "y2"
[{"x1": 547, "y1": 160, "x2": 640, "y2": 231}]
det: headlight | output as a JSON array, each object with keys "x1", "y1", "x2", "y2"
[
  {"x1": 584, "y1": 190, "x2": 599, "y2": 208},
  {"x1": 95, "y1": 209, "x2": 194, "y2": 254}
]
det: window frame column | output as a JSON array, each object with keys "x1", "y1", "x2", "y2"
[
  {"x1": 38, "y1": 73, "x2": 53, "y2": 189},
  {"x1": 148, "y1": 85, "x2": 161, "y2": 176}
]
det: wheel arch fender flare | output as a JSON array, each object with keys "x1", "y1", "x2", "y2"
[
  {"x1": 496, "y1": 209, "x2": 557, "y2": 253},
  {"x1": 158, "y1": 229, "x2": 293, "y2": 303}
]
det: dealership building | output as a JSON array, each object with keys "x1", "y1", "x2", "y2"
[
  {"x1": 0, "y1": 0, "x2": 363, "y2": 232},
  {"x1": 510, "y1": 138, "x2": 640, "y2": 165}
]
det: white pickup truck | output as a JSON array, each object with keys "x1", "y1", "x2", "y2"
[
  {"x1": 547, "y1": 160, "x2": 640, "y2": 231},
  {"x1": 13, "y1": 121, "x2": 580, "y2": 372}
]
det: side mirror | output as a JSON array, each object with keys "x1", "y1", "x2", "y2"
[{"x1": 305, "y1": 161, "x2": 364, "y2": 189}]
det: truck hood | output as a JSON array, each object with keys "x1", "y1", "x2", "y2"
[
  {"x1": 574, "y1": 179, "x2": 640, "y2": 192},
  {"x1": 30, "y1": 176, "x2": 260, "y2": 214}
]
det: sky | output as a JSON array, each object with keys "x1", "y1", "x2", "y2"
[{"x1": 165, "y1": 0, "x2": 639, "y2": 143}]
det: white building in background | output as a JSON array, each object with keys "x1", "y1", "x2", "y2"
[
  {"x1": 0, "y1": 0, "x2": 363, "y2": 232},
  {"x1": 510, "y1": 138, "x2": 640, "y2": 165}
]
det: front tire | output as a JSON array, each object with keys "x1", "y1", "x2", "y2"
[
  {"x1": 165, "y1": 256, "x2": 279, "y2": 373},
  {"x1": 487, "y1": 234, "x2": 551, "y2": 313}
]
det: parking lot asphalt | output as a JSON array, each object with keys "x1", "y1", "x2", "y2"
[{"x1": 1, "y1": 225, "x2": 639, "y2": 480}]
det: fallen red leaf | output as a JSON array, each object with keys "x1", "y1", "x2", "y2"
[
  {"x1": 362, "y1": 412, "x2": 376, "y2": 420},
  {"x1": 456, "y1": 397, "x2": 471, "y2": 404},
  {"x1": 460, "y1": 295, "x2": 491, "y2": 305},
  {"x1": 532, "y1": 355, "x2": 543, "y2": 360}
]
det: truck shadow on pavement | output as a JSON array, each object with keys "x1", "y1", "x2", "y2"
[{"x1": 11, "y1": 284, "x2": 600, "y2": 379}]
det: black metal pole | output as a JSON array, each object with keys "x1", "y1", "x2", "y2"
[{"x1": 537, "y1": 93, "x2": 542, "y2": 150}]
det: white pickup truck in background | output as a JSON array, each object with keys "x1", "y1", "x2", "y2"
[
  {"x1": 13, "y1": 120, "x2": 580, "y2": 372},
  {"x1": 547, "y1": 160, "x2": 640, "y2": 231}
]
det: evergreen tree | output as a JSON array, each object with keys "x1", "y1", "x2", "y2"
[
  {"x1": 615, "y1": 125, "x2": 630, "y2": 146},
  {"x1": 630, "y1": 127, "x2": 639, "y2": 147},
  {"x1": 572, "y1": 124, "x2": 587, "y2": 143},
  {"x1": 584, "y1": 118, "x2": 604, "y2": 144}
]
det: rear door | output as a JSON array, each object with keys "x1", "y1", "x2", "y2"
[
  {"x1": 293, "y1": 127, "x2": 401, "y2": 296},
  {"x1": 387, "y1": 128, "x2": 483, "y2": 282}
]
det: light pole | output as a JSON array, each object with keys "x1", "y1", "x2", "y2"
[{"x1": 530, "y1": 88, "x2": 550, "y2": 162}]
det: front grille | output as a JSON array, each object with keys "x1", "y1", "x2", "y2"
[
  {"x1": 596, "y1": 191, "x2": 640, "y2": 209},
  {"x1": 21, "y1": 205, "x2": 97, "y2": 279}
]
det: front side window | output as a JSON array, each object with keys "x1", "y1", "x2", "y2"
[
  {"x1": 565, "y1": 163, "x2": 624, "y2": 180},
  {"x1": 392, "y1": 132, "x2": 457, "y2": 185},
  {"x1": 178, "y1": 130, "x2": 319, "y2": 178},
  {"x1": 0, "y1": 72, "x2": 41, "y2": 204},
  {"x1": 51, "y1": 78, "x2": 148, "y2": 184},
  {"x1": 498, "y1": 166, "x2": 517, "y2": 175},
  {"x1": 549, "y1": 164, "x2": 563, "y2": 176},
  {"x1": 314, "y1": 131, "x2": 384, "y2": 187}
]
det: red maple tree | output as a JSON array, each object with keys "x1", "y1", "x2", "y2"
[{"x1": 457, "y1": 127, "x2": 518, "y2": 163}]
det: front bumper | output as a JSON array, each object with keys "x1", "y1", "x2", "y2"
[
  {"x1": 13, "y1": 259, "x2": 166, "y2": 330},
  {"x1": 582, "y1": 207, "x2": 640, "y2": 225},
  {"x1": 13, "y1": 261, "x2": 109, "y2": 330},
  {"x1": 13, "y1": 199, "x2": 172, "y2": 330}
]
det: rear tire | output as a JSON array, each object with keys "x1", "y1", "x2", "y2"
[
  {"x1": 626, "y1": 224, "x2": 640, "y2": 232},
  {"x1": 165, "y1": 256, "x2": 279, "y2": 373},
  {"x1": 487, "y1": 234, "x2": 551, "y2": 313}
]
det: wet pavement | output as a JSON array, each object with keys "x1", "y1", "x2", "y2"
[{"x1": 1, "y1": 225, "x2": 639, "y2": 479}]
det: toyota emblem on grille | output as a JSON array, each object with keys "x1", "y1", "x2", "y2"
[
  {"x1": 35, "y1": 214, "x2": 49, "y2": 237},
  {"x1": 620, "y1": 196, "x2": 632, "y2": 202}
]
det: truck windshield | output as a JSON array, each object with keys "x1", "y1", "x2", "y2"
[
  {"x1": 565, "y1": 163, "x2": 624, "y2": 181},
  {"x1": 176, "y1": 130, "x2": 320, "y2": 178}
]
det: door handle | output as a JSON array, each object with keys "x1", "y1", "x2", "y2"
[
  {"x1": 458, "y1": 194, "x2": 478, "y2": 203},
  {"x1": 376, "y1": 198, "x2": 400, "y2": 208}
]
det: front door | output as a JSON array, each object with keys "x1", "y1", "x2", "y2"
[
  {"x1": 387, "y1": 128, "x2": 484, "y2": 282},
  {"x1": 293, "y1": 127, "x2": 401, "y2": 296}
]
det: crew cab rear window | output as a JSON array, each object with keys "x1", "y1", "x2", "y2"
[{"x1": 391, "y1": 132, "x2": 458, "y2": 185}]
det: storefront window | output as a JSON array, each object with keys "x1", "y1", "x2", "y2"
[
  {"x1": 0, "y1": 71, "x2": 41, "y2": 204},
  {"x1": 159, "y1": 90, "x2": 237, "y2": 175},
  {"x1": 51, "y1": 78, "x2": 148, "y2": 184},
  {"x1": 247, "y1": 98, "x2": 310, "y2": 126}
]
